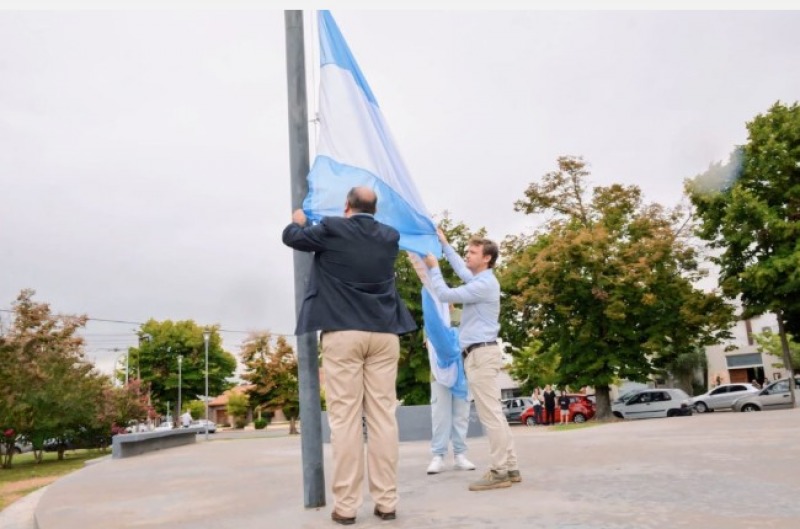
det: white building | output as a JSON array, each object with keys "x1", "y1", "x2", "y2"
[{"x1": 705, "y1": 313, "x2": 792, "y2": 387}]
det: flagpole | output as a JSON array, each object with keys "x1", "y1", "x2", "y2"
[{"x1": 284, "y1": 9, "x2": 326, "y2": 509}]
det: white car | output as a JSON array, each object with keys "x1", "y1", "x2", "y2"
[
  {"x1": 612, "y1": 388, "x2": 693, "y2": 419},
  {"x1": 690, "y1": 383, "x2": 761, "y2": 413},
  {"x1": 191, "y1": 420, "x2": 217, "y2": 433},
  {"x1": 0, "y1": 436, "x2": 33, "y2": 454}
]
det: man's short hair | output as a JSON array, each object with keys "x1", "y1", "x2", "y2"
[
  {"x1": 347, "y1": 187, "x2": 377, "y2": 214},
  {"x1": 469, "y1": 237, "x2": 499, "y2": 268}
]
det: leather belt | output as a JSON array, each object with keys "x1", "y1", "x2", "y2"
[{"x1": 462, "y1": 341, "x2": 497, "y2": 357}]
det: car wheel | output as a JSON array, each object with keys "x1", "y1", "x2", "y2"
[
  {"x1": 572, "y1": 413, "x2": 586, "y2": 423},
  {"x1": 667, "y1": 409, "x2": 679, "y2": 417},
  {"x1": 14, "y1": 447, "x2": 22, "y2": 454},
  {"x1": 525, "y1": 417, "x2": 535, "y2": 426},
  {"x1": 742, "y1": 404, "x2": 760, "y2": 412},
  {"x1": 613, "y1": 411, "x2": 623, "y2": 419},
  {"x1": 694, "y1": 402, "x2": 708, "y2": 413}
]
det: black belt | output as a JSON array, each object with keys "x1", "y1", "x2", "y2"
[{"x1": 462, "y1": 341, "x2": 497, "y2": 357}]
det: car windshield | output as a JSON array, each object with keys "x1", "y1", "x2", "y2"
[{"x1": 619, "y1": 390, "x2": 643, "y2": 403}]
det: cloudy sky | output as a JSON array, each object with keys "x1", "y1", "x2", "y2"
[{"x1": 1, "y1": 7, "x2": 798, "y2": 374}]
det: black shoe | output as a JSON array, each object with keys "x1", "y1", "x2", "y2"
[
  {"x1": 331, "y1": 511, "x2": 356, "y2": 525},
  {"x1": 374, "y1": 506, "x2": 396, "y2": 520}
]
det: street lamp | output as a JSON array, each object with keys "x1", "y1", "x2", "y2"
[
  {"x1": 203, "y1": 329, "x2": 211, "y2": 441},
  {"x1": 138, "y1": 332, "x2": 152, "y2": 381},
  {"x1": 177, "y1": 354, "x2": 183, "y2": 426}
]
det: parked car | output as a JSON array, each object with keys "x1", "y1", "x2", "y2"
[
  {"x1": 0, "y1": 436, "x2": 33, "y2": 455},
  {"x1": 43, "y1": 433, "x2": 114, "y2": 452},
  {"x1": 520, "y1": 394, "x2": 596, "y2": 425},
  {"x1": 502, "y1": 397, "x2": 533, "y2": 423},
  {"x1": 690, "y1": 383, "x2": 761, "y2": 413},
  {"x1": 731, "y1": 377, "x2": 800, "y2": 413},
  {"x1": 611, "y1": 388, "x2": 693, "y2": 419},
  {"x1": 190, "y1": 420, "x2": 217, "y2": 433}
]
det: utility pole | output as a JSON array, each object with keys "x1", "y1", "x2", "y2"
[{"x1": 285, "y1": 9, "x2": 325, "y2": 509}]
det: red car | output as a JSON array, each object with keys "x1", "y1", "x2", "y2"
[{"x1": 519, "y1": 394, "x2": 596, "y2": 425}]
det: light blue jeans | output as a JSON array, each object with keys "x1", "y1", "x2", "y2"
[{"x1": 430, "y1": 380, "x2": 470, "y2": 456}]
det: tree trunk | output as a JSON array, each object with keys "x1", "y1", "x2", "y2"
[
  {"x1": 594, "y1": 384, "x2": 613, "y2": 419},
  {"x1": 289, "y1": 417, "x2": 299, "y2": 435},
  {"x1": 776, "y1": 311, "x2": 797, "y2": 407}
]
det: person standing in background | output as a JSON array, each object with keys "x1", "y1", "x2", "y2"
[
  {"x1": 558, "y1": 390, "x2": 570, "y2": 424},
  {"x1": 542, "y1": 385, "x2": 556, "y2": 426}
]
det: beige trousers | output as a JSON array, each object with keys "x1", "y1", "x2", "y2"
[
  {"x1": 464, "y1": 344, "x2": 518, "y2": 473},
  {"x1": 322, "y1": 330, "x2": 400, "y2": 517}
]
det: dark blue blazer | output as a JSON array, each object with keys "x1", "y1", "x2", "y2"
[{"x1": 282, "y1": 214, "x2": 417, "y2": 336}]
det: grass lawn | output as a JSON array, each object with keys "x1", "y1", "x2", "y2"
[
  {"x1": 0, "y1": 450, "x2": 108, "y2": 510},
  {"x1": 549, "y1": 421, "x2": 602, "y2": 432}
]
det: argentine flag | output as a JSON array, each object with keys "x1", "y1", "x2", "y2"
[
  {"x1": 304, "y1": 10, "x2": 441, "y2": 257},
  {"x1": 305, "y1": 11, "x2": 466, "y2": 398}
]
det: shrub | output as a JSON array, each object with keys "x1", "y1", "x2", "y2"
[{"x1": 253, "y1": 417, "x2": 269, "y2": 430}]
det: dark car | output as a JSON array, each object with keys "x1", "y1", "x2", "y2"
[
  {"x1": 520, "y1": 394, "x2": 596, "y2": 425},
  {"x1": 502, "y1": 397, "x2": 534, "y2": 423}
]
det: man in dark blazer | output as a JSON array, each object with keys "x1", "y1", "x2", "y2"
[{"x1": 282, "y1": 186, "x2": 416, "y2": 525}]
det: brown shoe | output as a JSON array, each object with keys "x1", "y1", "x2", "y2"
[
  {"x1": 331, "y1": 511, "x2": 356, "y2": 525},
  {"x1": 508, "y1": 469, "x2": 522, "y2": 483},
  {"x1": 468, "y1": 470, "x2": 512, "y2": 491},
  {"x1": 374, "y1": 506, "x2": 396, "y2": 520}
]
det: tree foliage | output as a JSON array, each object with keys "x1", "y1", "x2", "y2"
[
  {"x1": 687, "y1": 101, "x2": 800, "y2": 391},
  {"x1": 754, "y1": 330, "x2": 800, "y2": 370},
  {"x1": 506, "y1": 340, "x2": 559, "y2": 396},
  {"x1": 1, "y1": 290, "x2": 145, "y2": 467},
  {"x1": 500, "y1": 156, "x2": 734, "y2": 417},
  {"x1": 240, "y1": 332, "x2": 300, "y2": 434},
  {"x1": 227, "y1": 392, "x2": 250, "y2": 429},
  {"x1": 129, "y1": 320, "x2": 236, "y2": 420}
]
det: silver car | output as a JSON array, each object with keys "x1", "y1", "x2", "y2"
[
  {"x1": 732, "y1": 378, "x2": 800, "y2": 412},
  {"x1": 690, "y1": 383, "x2": 761, "y2": 413}
]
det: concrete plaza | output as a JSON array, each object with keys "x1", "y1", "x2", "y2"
[{"x1": 22, "y1": 408, "x2": 800, "y2": 528}]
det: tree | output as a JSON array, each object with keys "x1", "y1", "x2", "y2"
[
  {"x1": 0, "y1": 289, "x2": 114, "y2": 465},
  {"x1": 227, "y1": 393, "x2": 250, "y2": 429},
  {"x1": 687, "y1": 101, "x2": 800, "y2": 403},
  {"x1": 754, "y1": 330, "x2": 800, "y2": 371},
  {"x1": 129, "y1": 320, "x2": 236, "y2": 420},
  {"x1": 506, "y1": 340, "x2": 559, "y2": 396},
  {"x1": 240, "y1": 332, "x2": 300, "y2": 434},
  {"x1": 500, "y1": 156, "x2": 734, "y2": 418},
  {"x1": 393, "y1": 216, "x2": 486, "y2": 405}
]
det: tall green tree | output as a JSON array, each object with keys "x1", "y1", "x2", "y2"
[
  {"x1": 501, "y1": 156, "x2": 733, "y2": 418},
  {"x1": 687, "y1": 101, "x2": 800, "y2": 402},
  {"x1": 393, "y1": 216, "x2": 485, "y2": 405},
  {"x1": 130, "y1": 320, "x2": 236, "y2": 420},
  {"x1": 240, "y1": 332, "x2": 300, "y2": 434}
]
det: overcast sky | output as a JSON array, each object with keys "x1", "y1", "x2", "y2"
[{"x1": 1, "y1": 8, "x2": 798, "y2": 375}]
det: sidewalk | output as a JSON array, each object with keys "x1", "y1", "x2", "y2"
[{"x1": 28, "y1": 409, "x2": 800, "y2": 528}]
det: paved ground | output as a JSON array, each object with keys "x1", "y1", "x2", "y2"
[{"x1": 7, "y1": 409, "x2": 800, "y2": 529}]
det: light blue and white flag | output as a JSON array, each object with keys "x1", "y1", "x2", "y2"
[
  {"x1": 305, "y1": 11, "x2": 467, "y2": 398},
  {"x1": 304, "y1": 10, "x2": 441, "y2": 257}
]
